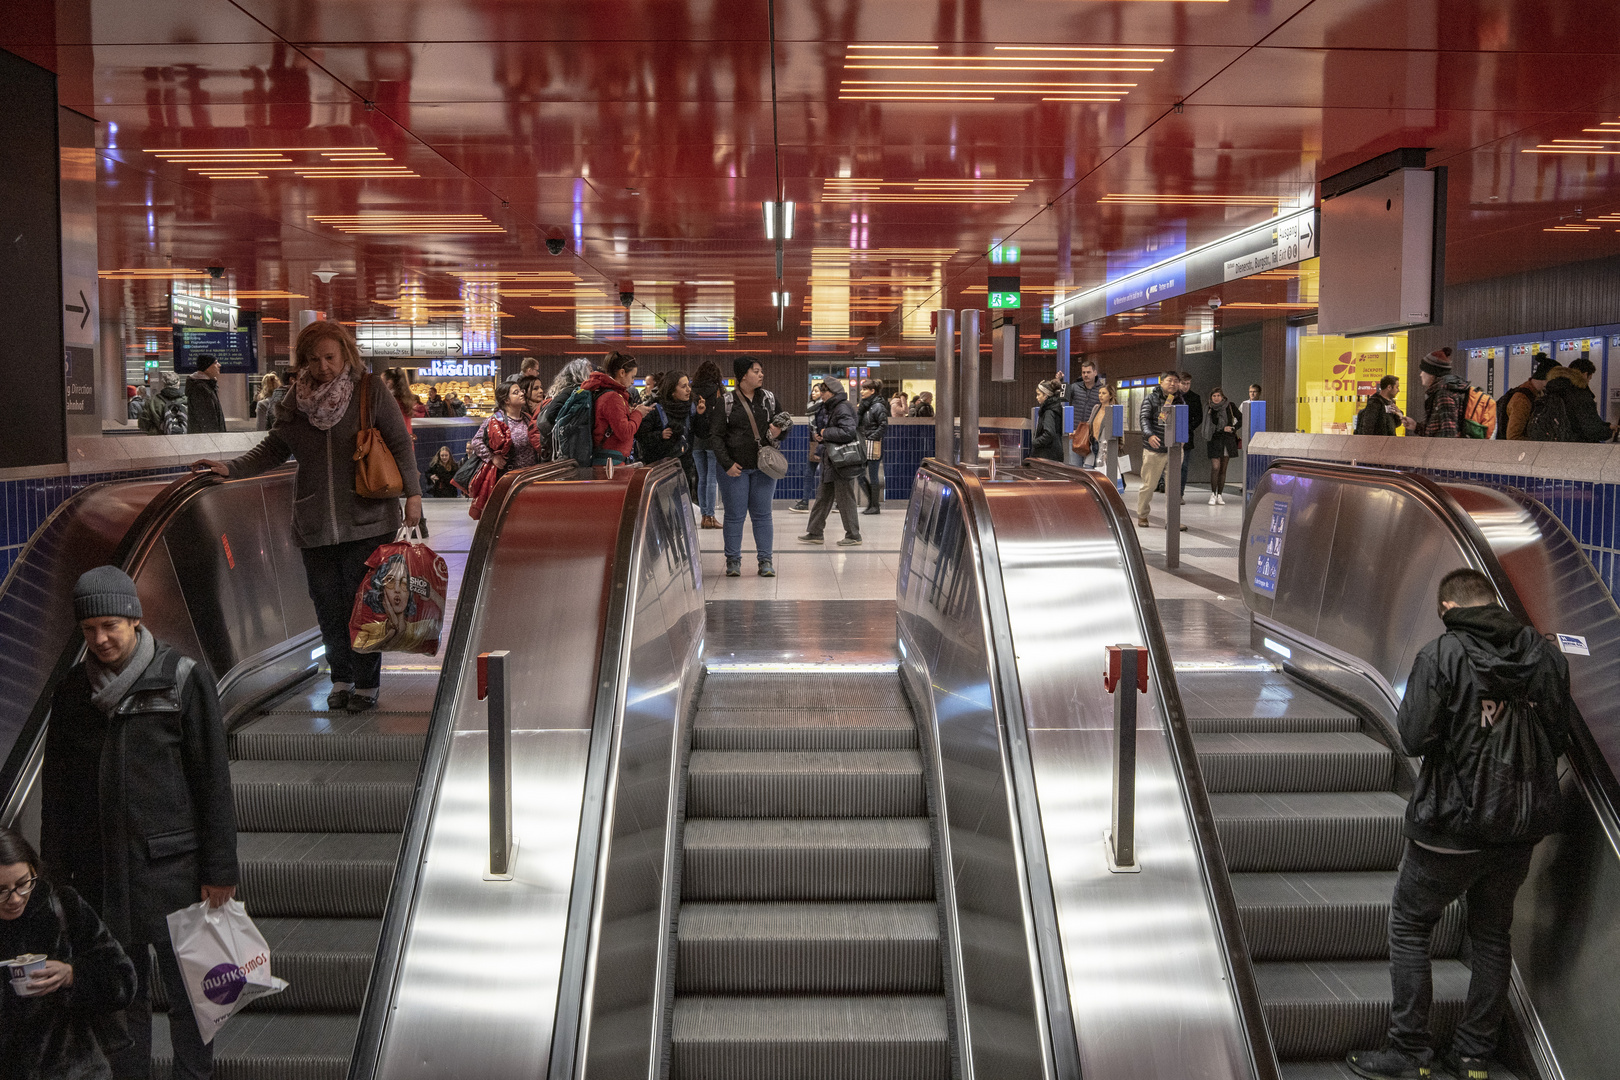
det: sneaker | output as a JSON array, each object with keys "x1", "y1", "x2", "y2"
[
  {"x1": 758, "y1": 561, "x2": 775, "y2": 577},
  {"x1": 346, "y1": 692, "x2": 378, "y2": 714},
  {"x1": 1208, "y1": 494, "x2": 1219, "y2": 505},
  {"x1": 1440, "y1": 1050, "x2": 1489, "y2": 1080},
  {"x1": 325, "y1": 688, "x2": 351, "y2": 711},
  {"x1": 1346, "y1": 1048, "x2": 1431, "y2": 1080},
  {"x1": 797, "y1": 534, "x2": 825, "y2": 544},
  {"x1": 790, "y1": 500, "x2": 810, "y2": 513},
  {"x1": 1216, "y1": 493, "x2": 1227, "y2": 505},
  {"x1": 837, "y1": 536, "x2": 862, "y2": 547},
  {"x1": 725, "y1": 559, "x2": 742, "y2": 577}
]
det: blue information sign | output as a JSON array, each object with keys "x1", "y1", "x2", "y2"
[
  {"x1": 173, "y1": 319, "x2": 257, "y2": 374},
  {"x1": 1250, "y1": 496, "x2": 1290, "y2": 596}
]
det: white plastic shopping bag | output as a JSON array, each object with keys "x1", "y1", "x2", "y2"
[{"x1": 166, "y1": 900, "x2": 288, "y2": 1043}]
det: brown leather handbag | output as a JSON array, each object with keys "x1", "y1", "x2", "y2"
[
  {"x1": 1071, "y1": 414, "x2": 1094, "y2": 455},
  {"x1": 354, "y1": 374, "x2": 405, "y2": 499}
]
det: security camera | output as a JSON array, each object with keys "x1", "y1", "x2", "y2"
[
  {"x1": 543, "y1": 226, "x2": 567, "y2": 256},
  {"x1": 206, "y1": 266, "x2": 225, "y2": 279},
  {"x1": 619, "y1": 291, "x2": 635, "y2": 308},
  {"x1": 1208, "y1": 296, "x2": 1222, "y2": 310}
]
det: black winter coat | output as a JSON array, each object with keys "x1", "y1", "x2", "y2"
[
  {"x1": 1139, "y1": 387, "x2": 1174, "y2": 447},
  {"x1": 1398, "y1": 605, "x2": 1576, "y2": 850},
  {"x1": 816, "y1": 390, "x2": 860, "y2": 482},
  {"x1": 42, "y1": 645, "x2": 238, "y2": 946},
  {"x1": 1031, "y1": 397, "x2": 1064, "y2": 461},
  {"x1": 713, "y1": 388, "x2": 791, "y2": 473},
  {"x1": 1354, "y1": 394, "x2": 1400, "y2": 436},
  {"x1": 0, "y1": 881, "x2": 136, "y2": 1080},
  {"x1": 1541, "y1": 375, "x2": 1611, "y2": 443},
  {"x1": 856, "y1": 393, "x2": 889, "y2": 441},
  {"x1": 184, "y1": 375, "x2": 226, "y2": 434},
  {"x1": 635, "y1": 397, "x2": 693, "y2": 465}
]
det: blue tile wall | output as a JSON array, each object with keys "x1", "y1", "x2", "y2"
[
  {"x1": 411, "y1": 420, "x2": 483, "y2": 483},
  {"x1": 0, "y1": 465, "x2": 193, "y2": 581},
  {"x1": 1247, "y1": 452, "x2": 1619, "y2": 603},
  {"x1": 770, "y1": 422, "x2": 1030, "y2": 502}
]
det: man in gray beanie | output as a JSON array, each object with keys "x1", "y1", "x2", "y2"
[{"x1": 41, "y1": 565, "x2": 237, "y2": 1080}]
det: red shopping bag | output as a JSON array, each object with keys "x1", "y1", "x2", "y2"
[{"x1": 348, "y1": 528, "x2": 450, "y2": 656}]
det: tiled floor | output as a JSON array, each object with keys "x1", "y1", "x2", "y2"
[{"x1": 697, "y1": 503, "x2": 909, "y2": 601}]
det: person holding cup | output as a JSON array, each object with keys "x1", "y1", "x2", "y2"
[{"x1": 0, "y1": 826, "x2": 136, "y2": 1080}]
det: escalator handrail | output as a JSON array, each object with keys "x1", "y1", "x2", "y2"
[
  {"x1": 1260, "y1": 457, "x2": 1620, "y2": 861},
  {"x1": 1021, "y1": 457, "x2": 1282, "y2": 1080},
  {"x1": 916, "y1": 457, "x2": 1083, "y2": 1080},
  {"x1": 546, "y1": 457, "x2": 693, "y2": 1080},
  {"x1": 1, "y1": 468, "x2": 269, "y2": 820},
  {"x1": 348, "y1": 459, "x2": 580, "y2": 1080}
]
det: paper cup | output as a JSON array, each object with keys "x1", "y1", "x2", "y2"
[{"x1": 7, "y1": 954, "x2": 47, "y2": 996}]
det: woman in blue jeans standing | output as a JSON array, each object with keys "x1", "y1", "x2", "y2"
[
  {"x1": 690, "y1": 360, "x2": 726, "y2": 529},
  {"x1": 712, "y1": 357, "x2": 790, "y2": 577}
]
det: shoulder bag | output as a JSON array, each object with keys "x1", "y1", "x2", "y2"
[
  {"x1": 355, "y1": 373, "x2": 406, "y2": 499},
  {"x1": 738, "y1": 392, "x2": 789, "y2": 480}
]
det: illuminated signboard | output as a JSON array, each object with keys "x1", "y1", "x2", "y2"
[
  {"x1": 355, "y1": 320, "x2": 478, "y2": 358},
  {"x1": 423, "y1": 360, "x2": 496, "y2": 378},
  {"x1": 1040, "y1": 337, "x2": 1058, "y2": 350},
  {"x1": 989, "y1": 240, "x2": 1021, "y2": 265},
  {"x1": 171, "y1": 292, "x2": 238, "y2": 332},
  {"x1": 988, "y1": 275, "x2": 1022, "y2": 311},
  {"x1": 989, "y1": 292, "x2": 1022, "y2": 310}
]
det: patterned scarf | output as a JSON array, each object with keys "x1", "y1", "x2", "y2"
[{"x1": 295, "y1": 369, "x2": 357, "y2": 431}]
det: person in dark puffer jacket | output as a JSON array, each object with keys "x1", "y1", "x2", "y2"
[
  {"x1": 855, "y1": 379, "x2": 888, "y2": 514},
  {"x1": 1347, "y1": 570, "x2": 1576, "y2": 1080},
  {"x1": 797, "y1": 377, "x2": 863, "y2": 547}
]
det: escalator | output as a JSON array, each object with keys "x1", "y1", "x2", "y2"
[
  {"x1": 0, "y1": 467, "x2": 398, "y2": 1078},
  {"x1": 1022, "y1": 456, "x2": 1620, "y2": 1080},
  {"x1": 669, "y1": 671, "x2": 949, "y2": 1079}
]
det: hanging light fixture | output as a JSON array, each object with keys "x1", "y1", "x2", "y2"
[{"x1": 763, "y1": 201, "x2": 796, "y2": 240}]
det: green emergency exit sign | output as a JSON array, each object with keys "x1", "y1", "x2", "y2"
[
  {"x1": 1040, "y1": 337, "x2": 1058, "y2": 350},
  {"x1": 989, "y1": 291, "x2": 1022, "y2": 309}
]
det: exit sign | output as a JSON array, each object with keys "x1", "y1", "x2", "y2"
[
  {"x1": 989, "y1": 292, "x2": 1022, "y2": 310},
  {"x1": 1040, "y1": 337, "x2": 1058, "y2": 350},
  {"x1": 989, "y1": 241, "x2": 1021, "y2": 265}
]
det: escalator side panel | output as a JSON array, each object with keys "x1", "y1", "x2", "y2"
[
  {"x1": 981, "y1": 477, "x2": 1258, "y2": 1080},
  {"x1": 371, "y1": 477, "x2": 631, "y2": 1080}
]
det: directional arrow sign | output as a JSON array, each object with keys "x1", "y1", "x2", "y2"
[{"x1": 64, "y1": 290, "x2": 91, "y2": 329}]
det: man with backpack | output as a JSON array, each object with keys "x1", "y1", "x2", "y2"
[
  {"x1": 1525, "y1": 363, "x2": 1612, "y2": 443},
  {"x1": 552, "y1": 352, "x2": 651, "y2": 466},
  {"x1": 1497, "y1": 354, "x2": 1554, "y2": 440},
  {"x1": 1346, "y1": 569, "x2": 1575, "y2": 1080},
  {"x1": 1415, "y1": 348, "x2": 1494, "y2": 438}
]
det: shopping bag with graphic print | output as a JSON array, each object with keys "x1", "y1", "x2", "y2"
[
  {"x1": 166, "y1": 900, "x2": 287, "y2": 1044},
  {"x1": 348, "y1": 528, "x2": 450, "y2": 656}
]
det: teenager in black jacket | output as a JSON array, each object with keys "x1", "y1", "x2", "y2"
[
  {"x1": 855, "y1": 379, "x2": 888, "y2": 514},
  {"x1": 797, "y1": 377, "x2": 863, "y2": 546},
  {"x1": 1031, "y1": 379, "x2": 1065, "y2": 461},
  {"x1": 1347, "y1": 569, "x2": 1575, "y2": 1080}
]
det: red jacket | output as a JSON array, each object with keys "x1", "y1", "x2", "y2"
[{"x1": 581, "y1": 371, "x2": 638, "y2": 460}]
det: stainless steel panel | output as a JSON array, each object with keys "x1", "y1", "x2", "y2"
[
  {"x1": 364, "y1": 461, "x2": 705, "y2": 1080},
  {"x1": 899, "y1": 461, "x2": 1266, "y2": 1080}
]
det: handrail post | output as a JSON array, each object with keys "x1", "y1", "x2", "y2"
[
  {"x1": 1103, "y1": 645, "x2": 1147, "y2": 873},
  {"x1": 1166, "y1": 403, "x2": 1187, "y2": 568},
  {"x1": 959, "y1": 307, "x2": 981, "y2": 465},
  {"x1": 1105, "y1": 403, "x2": 1124, "y2": 492},
  {"x1": 934, "y1": 309, "x2": 956, "y2": 465},
  {"x1": 479, "y1": 650, "x2": 513, "y2": 877}
]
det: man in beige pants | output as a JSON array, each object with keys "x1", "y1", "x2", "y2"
[{"x1": 1136, "y1": 371, "x2": 1180, "y2": 527}]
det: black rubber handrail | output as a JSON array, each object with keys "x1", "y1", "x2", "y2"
[
  {"x1": 347, "y1": 459, "x2": 580, "y2": 1080},
  {"x1": 1022, "y1": 456, "x2": 1283, "y2": 1080},
  {"x1": 918, "y1": 457, "x2": 1084, "y2": 1080},
  {"x1": 1262, "y1": 457, "x2": 1620, "y2": 857}
]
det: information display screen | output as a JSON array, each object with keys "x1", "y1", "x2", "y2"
[{"x1": 173, "y1": 322, "x2": 257, "y2": 373}]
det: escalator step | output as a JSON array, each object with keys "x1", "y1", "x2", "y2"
[
  {"x1": 686, "y1": 751, "x2": 925, "y2": 818},
  {"x1": 670, "y1": 995, "x2": 949, "y2": 1080},
  {"x1": 693, "y1": 709, "x2": 918, "y2": 751},
  {"x1": 1279, "y1": 1060, "x2": 1521, "y2": 1080},
  {"x1": 152, "y1": 1012, "x2": 358, "y2": 1080},
  {"x1": 249, "y1": 918, "x2": 382, "y2": 1011},
  {"x1": 236, "y1": 832, "x2": 401, "y2": 918},
  {"x1": 1233, "y1": 872, "x2": 1464, "y2": 961},
  {"x1": 677, "y1": 902, "x2": 941, "y2": 993},
  {"x1": 1212, "y1": 792, "x2": 1407, "y2": 872},
  {"x1": 230, "y1": 760, "x2": 418, "y2": 832},
  {"x1": 698, "y1": 675, "x2": 909, "y2": 713},
  {"x1": 1256, "y1": 959, "x2": 1471, "y2": 1060},
  {"x1": 230, "y1": 710, "x2": 428, "y2": 762},
  {"x1": 1193, "y1": 733, "x2": 1396, "y2": 793},
  {"x1": 682, "y1": 819, "x2": 933, "y2": 900}
]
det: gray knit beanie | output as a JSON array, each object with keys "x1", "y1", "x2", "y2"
[{"x1": 73, "y1": 566, "x2": 142, "y2": 620}]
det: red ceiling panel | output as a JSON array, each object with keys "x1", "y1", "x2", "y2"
[{"x1": 6, "y1": 0, "x2": 1620, "y2": 362}]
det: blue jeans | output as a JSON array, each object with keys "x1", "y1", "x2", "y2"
[
  {"x1": 717, "y1": 466, "x2": 777, "y2": 563},
  {"x1": 694, "y1": 449, "x2": 720, "y2": 517}
]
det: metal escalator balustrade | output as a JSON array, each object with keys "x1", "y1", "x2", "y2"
[{"x1": 668, "y1": 671, "x2": 950, "y2": 1080}]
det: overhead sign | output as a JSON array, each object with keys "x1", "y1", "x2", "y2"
[
  {"x1": 1056, "y1": 206, "x2": 1319, "y2": 325},
  {"x1": 1040, "y1": 337, "x2": 1058, "y2": 350},
  {"x1": 988, "y1": 274, "x2": 1022, "y2": 311},
  {"x1": 423, "y1": 360, "x2": 495, "y2": 378},
  {"x1": 174, "y1": 325, "x2": 258, "y2": 373},
  {"x1": 355, "y1": 320, "x2": 470, "y2": 358},
  {"x1": 989, "y1": 292, "x2": 1022, "y2": 310},
  {"x1": 171, "y1": 291, "x2": 239, "y2": 332}
]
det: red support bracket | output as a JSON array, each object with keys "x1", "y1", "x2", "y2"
[
  {"x1": 477, "y1": 652, "x2": 490, "y2": 701},
  {"x1": 1103, "y1": 645, "x2": 1150, "y2": 695}
]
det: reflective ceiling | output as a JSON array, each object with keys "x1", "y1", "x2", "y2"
[{"x1": 9, "y1": 0, "x2": 1620, "y2": 358}]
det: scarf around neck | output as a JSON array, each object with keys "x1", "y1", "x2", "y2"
[
  {"x1": 295, "y1": 370, "x2": 357, "y2": 431},
  {"x1": 86, "y1": 626, "x2": 156, "y2": 716}
]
